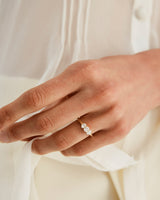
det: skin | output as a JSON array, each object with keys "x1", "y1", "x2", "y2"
[{"x1": 0, "y1": 49, "x2": 160, "y2": 156}]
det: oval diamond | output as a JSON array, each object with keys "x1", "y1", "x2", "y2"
[
  {"x1": 84, "y1": 127, "x2": 90, "y2": 132},
  {"x1": 81, "y1": 123, "x2": 87, "y2": 128}
]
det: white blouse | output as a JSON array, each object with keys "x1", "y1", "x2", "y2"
[{"x1": 0, "y1": 0, "x2": 160, "y2": 200}]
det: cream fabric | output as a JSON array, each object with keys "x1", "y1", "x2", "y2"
[
  {"x1": 31, "y1": 157, "x2": 119, "y2": 200},
  {"x1": 0, "y1": 0, "x2": 160, "y2": 199}
]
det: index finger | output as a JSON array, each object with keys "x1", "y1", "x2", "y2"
[{"x1": 0, "y1": 68, "x2": 81, "y2": 131}]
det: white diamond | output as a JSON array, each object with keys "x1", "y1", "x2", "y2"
[
  {"x1": 87, "y1": 130, "x2": 92, "y2": 135},
  {"x1": 81, "y1": 123, "x2": 87, "y2": 128},
  {"x1": 84, "y1": 127, "x2": 90, "y2": 132}
]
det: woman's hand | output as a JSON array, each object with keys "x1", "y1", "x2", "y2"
[{"x1": 0, "y1": 49, "x2": 160, "y2": 156}]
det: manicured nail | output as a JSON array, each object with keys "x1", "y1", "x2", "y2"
[{"x1": 0, "y1": 130, "x2": 10, "y2": 143}]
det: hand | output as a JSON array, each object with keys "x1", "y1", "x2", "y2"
[{"x1": 0, "y1": 49, "x2": 160, "y2": 156}]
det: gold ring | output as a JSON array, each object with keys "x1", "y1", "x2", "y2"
[{"x1": 77, "y1": 118, "x2": 93, "y2": 136}]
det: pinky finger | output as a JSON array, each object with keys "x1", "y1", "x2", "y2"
[{"x1": 61, "y1": 123, "x2": 128, "y2": 157}]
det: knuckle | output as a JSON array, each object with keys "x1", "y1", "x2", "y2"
[
  {"x1": 0, "y1": 108, "x2": 13, "y2": 126},
  {"x1": 95, "y1": 82, "x2": 117, "y2": 105},
  {"x1": 54, "y1": 134, "x2": 70, "y2": 150},
  {"x1": 35, "y1": 116, "x2": 55, "y2": 132},
  {"x1": 9, "y1": 126, "x2": 21, "y2": 141},
  {"x1": 79, "y1": 60, "x2": 99, "y2": 82},
  {"x1": 99, "y1": 88, "x2": 113, "y2": 103},
  {"x1": 83, "y1": 60, "x2": 98, "y2": 70},
  {"x1": 24, "y1": 88, "x2": 46, "y2": 108},
  {"x1": 94, "y1": 88, "x2": 114, "y2": 106}
]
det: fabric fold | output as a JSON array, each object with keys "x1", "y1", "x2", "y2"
[{"x1": 10, "y1": 137, "x2": 138, "y2": 200}]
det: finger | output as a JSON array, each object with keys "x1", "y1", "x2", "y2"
[
  {"x1": 21, "y1": 95, "x2": 72, "y2": 142},
  {"x1": 31, "y1": 110, "x2": 107, "y2": 155},
  {"x1": 31, "y1": 106, "x2": 118, "y2": 155},
  {"x1": 0, "y1": 92, "x2": 95, "y2": 143},
  {"x1": 0, "y1": 69, "x2": 81, "y2": 131},
  {"x1": 22, "y1": 104, "x2": 116, "y2": 142},
  {"x1": 22, "y1": 135, "x2": 43, "y2": 142},
  {"x1": 61, "y1": 122, "x2": 128, "y2": 157}
]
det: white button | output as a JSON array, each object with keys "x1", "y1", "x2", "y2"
[{"x1": 134, "y1": 7, "x2": 147, "y2": 21}]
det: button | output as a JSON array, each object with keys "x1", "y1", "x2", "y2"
[{"x1": 134, "y1": 7, "x2": 147, "y2": 21}]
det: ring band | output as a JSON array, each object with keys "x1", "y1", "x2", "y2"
[{"x1": 77, "y1": 118, "x2": 93, "y2": 136}]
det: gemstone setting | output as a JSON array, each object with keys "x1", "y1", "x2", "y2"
[{"x1": 81, "y1": 123, "x2": 92, "y2": 136}]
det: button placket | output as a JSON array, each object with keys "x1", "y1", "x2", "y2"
[
  {"x1": 131, "y1": 0, "x2": 153, "y2": 53},
  {"x1": 134, "y1": 6, "x2": 147, "y2": 21}
]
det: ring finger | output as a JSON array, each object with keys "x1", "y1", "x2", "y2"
[
  {"x1": 0, "y1": 90, "x2": 106, "y2": 143},
  {"x1": 31, "y1": 106, "x2": 116, "y2": 155}
]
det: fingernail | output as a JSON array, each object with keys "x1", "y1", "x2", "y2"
[
  {"x1": 0, "y1": 130, "x2": 10, "y2": 143},
  {"x1": 31, "y1": 141, "x2": 38, "y2": 154}
]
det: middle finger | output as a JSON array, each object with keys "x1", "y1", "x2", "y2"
[
  {"x1": 0, "y1": 92, "x2": 95, "y2": 143},
  {"x1": 31, "y1": 106, "x2": 116, "y2": 155}
]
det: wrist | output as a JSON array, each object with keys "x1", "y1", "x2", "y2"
[{"x1": 133, "y1": 49, "x2": 160, "y2": 109}]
